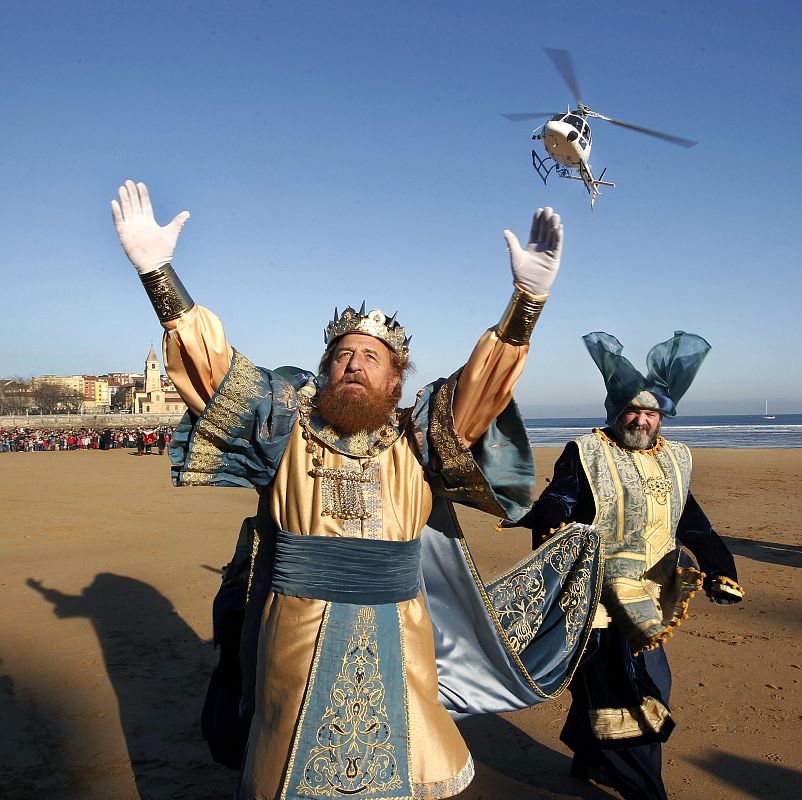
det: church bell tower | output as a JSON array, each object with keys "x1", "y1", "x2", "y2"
[{"x1": 144, "y1": 345, "x2": 161, "y2": 395}]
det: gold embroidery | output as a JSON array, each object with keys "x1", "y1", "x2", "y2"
[
  {"x1": 589, "y1": 696, "x2": 671, "y2": 740},
  {"x1": 488, "y1": 560, "x2": 546, "y2": 654},
  {"x1": 629, "y1": 448, "x2": 673, "y2": 505},
  {"x1": 641, "y1": 474, "x2": 673, "y2": 504},
  {"x1": 296, "y1": 606, "x2": 402, "y2": 797},
  {"x1": 245, "y1": 526, "x2": 261, "y2": 605},
  {"x1": 428, "y1": 373, "x2": 506, "y2": 516},
  {"x1": 488, "y1": 531, "x2": 596, "y2": 657},
  {"x1": 451, "y1": 501, "x2": 601, "y2": 700},
  {"x1": 183, "y1": 351, "x2": 264, "y2": 484}
]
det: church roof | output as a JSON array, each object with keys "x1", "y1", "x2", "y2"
[{"x1": 146, "y1": 345, "x2": 159, "y2": 363}]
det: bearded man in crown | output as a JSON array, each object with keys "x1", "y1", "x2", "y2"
[{"x1": 112, "y1": 180, "x2": 603, "y2": 800}]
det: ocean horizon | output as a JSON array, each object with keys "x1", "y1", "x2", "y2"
[{"x1": 524, "y1": 413, "x2": 802, "y2": 449}]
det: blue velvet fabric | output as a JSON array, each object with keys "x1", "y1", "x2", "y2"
[{"x1": 271, "y1": 531, "x2": 421, "y2": 604}]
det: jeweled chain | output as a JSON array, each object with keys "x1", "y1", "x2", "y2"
[{"x1": 297, "y1": 393, "x2": 396, "y2": 521}]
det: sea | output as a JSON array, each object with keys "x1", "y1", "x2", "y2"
[{"x1": 524, "y1": 414, "x2": 802, "y2": 449}]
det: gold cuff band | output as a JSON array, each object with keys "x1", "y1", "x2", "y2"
[
  {"x1": 140, "y1": 264, "x2": 195, "y2": 323},
  {"x1": 496, "y1": 287, "x2": 547, "y2": 345}
]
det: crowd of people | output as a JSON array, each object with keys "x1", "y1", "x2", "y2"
[{"x1": 0, "y1": 426, "x2": 174, "y2": 454}]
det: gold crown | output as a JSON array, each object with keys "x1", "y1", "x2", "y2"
[{"x1": 324, "y1": 303, "x2": 411, "y2": 360}]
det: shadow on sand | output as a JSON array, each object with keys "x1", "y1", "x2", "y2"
[
  {"x1": 689, "y1": 750, "x2": 802, "y2": 799},
  {"x1": 458, "y1": 714, "x2": 613, "y2": 799},
  {"x1": 26, "y1": 573, "x2": 236, "y2": 800},
  {"x1": 721, "y1": 536, "x2": 802, "y2": 569}
]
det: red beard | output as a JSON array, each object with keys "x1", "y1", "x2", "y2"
[{"x1": 317, "y1": 375, "x2": 400, "y2": 435}]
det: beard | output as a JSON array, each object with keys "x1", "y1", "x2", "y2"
[
  {"x1": 317, "y1": 375, "x2": 400, "y2": 435},
  {"x1": 613, "y1": 417, "x2": 661, "y2": 450}
]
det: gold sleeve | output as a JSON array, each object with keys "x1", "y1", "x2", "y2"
[
  {"x1": 161, "y1": 305, "x2": 234, "y2": 417},
  {"x1": 452, "y1": 329, "x2": 528, "y2": 448}
]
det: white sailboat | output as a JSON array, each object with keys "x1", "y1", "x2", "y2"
[{"x1": 762, "y1": 400, "x2": 775, "y2": 420}]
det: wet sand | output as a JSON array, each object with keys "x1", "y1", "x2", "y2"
[{"x1": 2, "y1": 447, "x2": 800, "y2": 799}]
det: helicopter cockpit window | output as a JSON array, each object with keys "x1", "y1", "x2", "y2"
[{"x1": 565, "y1": 115, "x2": 584, "y2": 131}]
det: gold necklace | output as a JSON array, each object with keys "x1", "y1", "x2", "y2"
[{"x1": 297, "y1": 394, "x2": 398, "y2": 521}]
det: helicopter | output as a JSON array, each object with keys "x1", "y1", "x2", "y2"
[{"x1": 502, "y1": 48, "x2": 697, "y2": 207}]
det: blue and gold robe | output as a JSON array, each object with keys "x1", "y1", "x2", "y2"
[{"x1": 164, "y1": 309, "x2": 603, "y2": 800}]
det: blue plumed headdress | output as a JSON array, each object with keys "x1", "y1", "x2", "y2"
[{"x1": 583, "y1": 331, "x2": 711, "y2": 425}]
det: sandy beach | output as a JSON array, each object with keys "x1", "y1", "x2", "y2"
[{"x1": 2, "y1": 446, "x2": 800, "y2": 799}]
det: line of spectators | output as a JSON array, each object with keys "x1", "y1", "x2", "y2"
[{"x1": 0, "y1": 427, "x2": 174, "y2": 454}]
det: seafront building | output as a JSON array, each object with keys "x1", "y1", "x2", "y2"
[
  {"x1": 125, "y1": 346, "x2": 186, "y2": 414},
  {"x1": 3, "y1": 346, "x2": 187, "y2": 416}
]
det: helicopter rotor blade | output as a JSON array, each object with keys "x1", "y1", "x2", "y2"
[
  {"x1": 501, "y1": 112, "x2": 558, "y2": 122},
  {"x1": 596, "y1": 114, "x2": 697, "y2": 148},
  {"x1": 544, "y1": 48, "x2": 583, "y2": 106}
]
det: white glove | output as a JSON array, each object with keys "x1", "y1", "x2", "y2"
[
  {"x1": 503, "y1": 207, "x2": 563, "y2": 297},
  {"x1": 111, "y1": 180, "x2": 190, "y2": 275}
]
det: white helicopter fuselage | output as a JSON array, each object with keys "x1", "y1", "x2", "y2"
[{"x1": 541, "y1": 114, "x2": 592, "y2": 168}]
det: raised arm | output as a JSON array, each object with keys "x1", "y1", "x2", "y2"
[
  {"x1": 111, "y1": 180, "x2": 231, "y2": 415},
  {"x1": 453, "y1": 207, "x2": 563, "y2": 446}
]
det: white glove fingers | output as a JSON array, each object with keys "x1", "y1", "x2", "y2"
[
  {"x1": 137, "y1": 182, "x2": 154, "y2": 219},
  {"x1": 125, "y1": 179, "x2": 142, "y2": 215},
  {"x1": 503, "y1": 228, "x2": 523, "y2": 258},
  {"x1": 538, "y1": 207, "x2": 555, "y2": 247},
  {"x1": 550, "y1": 222, "x2": 564, "y2": 255},
  {"x1": 117, "y1": 183, "x2": 134, "y2": 220},
  {"x1": 546, "y1": 211, "x2": 562, "y2": 251},
  {"x1": 167, "y1": 210, "x2": 191, "y2": 240},
  {"x1": 528, "y1": 208, "x2": 544, "y2": 247},
  {"x1": 110, "y1": 199, "x2": 123, "y2": 227}
]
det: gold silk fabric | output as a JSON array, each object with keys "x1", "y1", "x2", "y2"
[
  {"x1": 160, "y1": 306, "x2": 528, "y2": 799},
  {"x1": 242, "y1": 427, "x2": 472, "y2": 798},
  {"x1": 163, "y1": 305, "x2": 233, "y2": 416}
]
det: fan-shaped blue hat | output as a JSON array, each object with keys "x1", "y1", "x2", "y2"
[{"x1": 582, "y1": 331, "x2": 711, "y2": 425}]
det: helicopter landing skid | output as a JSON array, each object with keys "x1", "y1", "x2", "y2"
[
  {"x1": 530, "y1": 151, "x2": 614, "y2": 208},
  {"x1": 531, "y1": 149, "x2": 558, "y2": 185}
]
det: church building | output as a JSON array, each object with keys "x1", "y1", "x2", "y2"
[{"x1": 130, "y1": 346, "x2": 187, "y2": 415}]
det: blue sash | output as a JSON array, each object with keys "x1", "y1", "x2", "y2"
[{"x1": 271, "y1": 531, "x2": 421, "y2": 604}]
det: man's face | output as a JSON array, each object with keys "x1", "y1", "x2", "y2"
[
  {"x1": 328, "y1": 334, "x2": 399, "y2": 396},
  {"x1": 317, "y1": 333, "x2": 401, "y2": 435},
  {"x1": 614, "y1": 407, "x2": 662, "y2": 450}
]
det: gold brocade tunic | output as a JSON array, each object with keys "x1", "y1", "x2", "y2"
[
  {"x1": 241, "y1": 423, "x2": 471, "y2": 799},
  {"x1": 161, "y1": 305, "x2": 530, "y2": 799},
  {"x1": 576, "y1": 429, "x2": 694, "y2": 650}
]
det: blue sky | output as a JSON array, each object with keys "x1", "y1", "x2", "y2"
[{"x1": 1, "y1": 1, "x2": 800, "y2": 416}]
